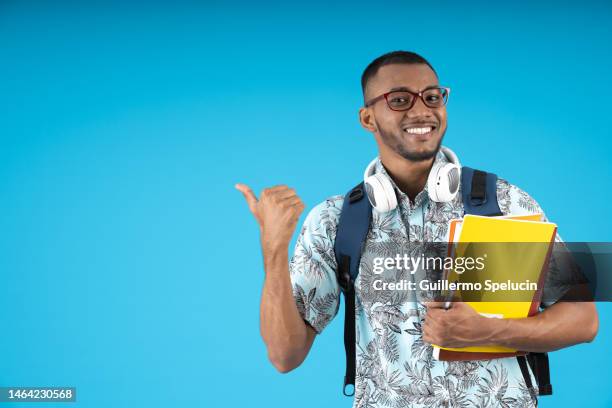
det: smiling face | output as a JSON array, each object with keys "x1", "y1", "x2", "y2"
[{"x1": 360, "y1": 63, "x2": 447, "y2": 162}]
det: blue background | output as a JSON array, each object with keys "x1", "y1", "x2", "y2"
[{"x1": 1, "y1": 1, "x2": 611, "y2": 407}]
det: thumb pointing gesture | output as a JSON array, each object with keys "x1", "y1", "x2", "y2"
[
  {"x1": 235, "y1": 183, "x2": 261, "y2": 224},
  {"x1": 236, "y1": 183, "x2": 305, "y2": 250}
]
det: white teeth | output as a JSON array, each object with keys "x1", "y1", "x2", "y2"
[{"x1": 404, "y1": 127, "x2": 433, "y2": 135}]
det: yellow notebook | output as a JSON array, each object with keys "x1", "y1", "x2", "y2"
[
  {"x1": 447, "y1": 213, "x2": 544, "y2": 251},
  {"x1": 433, "y1": 214, "x2": 557, "y2": 360}
]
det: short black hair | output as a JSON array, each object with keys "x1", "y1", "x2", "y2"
[{"x1": 361, "y1": 51, "x2": 437, "y2": 96}]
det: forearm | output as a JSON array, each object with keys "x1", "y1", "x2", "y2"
[
  {"x1": 485, "y1": 302, "x2": 599, "y2": 352},
  {"x1": 260, "y1": 246, "x2": 312, "y2": 371}
]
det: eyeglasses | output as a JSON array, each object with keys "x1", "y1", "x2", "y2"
[{"x1": 365, "y1": 86, "x2": 451, "y2": 111}]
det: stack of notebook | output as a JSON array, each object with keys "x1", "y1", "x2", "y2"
[{"x1": 432, "y1": 213, "x2": 557, "y2": 361}]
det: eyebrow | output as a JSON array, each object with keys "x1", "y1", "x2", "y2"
[{"x1": 388, "y1": 84, "x2": 439, "y2": 93}]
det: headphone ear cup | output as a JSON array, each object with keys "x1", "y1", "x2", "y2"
[
  {"x1": 428, "y1": 163, "x2": 460, "y2": 203},
  {"x1": 364, "y1": 173, "x2": 398, "y2": 213}
]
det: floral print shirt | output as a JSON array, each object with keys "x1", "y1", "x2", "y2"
[{"x1": 289, "y1": 149, "x2": 572, "y2": 408}]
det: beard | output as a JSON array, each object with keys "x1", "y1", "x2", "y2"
[{"x1": 378, "y1": 124, "x2": 444, "y2": 162}]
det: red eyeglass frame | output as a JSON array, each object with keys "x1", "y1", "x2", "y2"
[{"x1": 365, "y1": 86, "x2": 451, "y2": 111}]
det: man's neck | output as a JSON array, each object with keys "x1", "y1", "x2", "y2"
[{"x1": 379, "y1": 152, "x2": 435, "y2": 202}]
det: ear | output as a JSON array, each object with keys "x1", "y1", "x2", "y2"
[{"x1": 359, "y1": 106, "x2": 377, "y2": 132}]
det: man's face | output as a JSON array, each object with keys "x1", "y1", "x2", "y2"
[{"x1": 363, "y1": 63, "x2": 447, "y2": 161}]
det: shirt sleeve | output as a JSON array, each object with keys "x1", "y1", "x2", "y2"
[
  {"x1": 496, "y1": 179, "x2": 589, "y2": 307},
  {"x1": 289, "y1": 196, "x2": 343, "y2": 334},
  {"x1": 539, "y1": 237, "x2": 591, "y2": 307}
]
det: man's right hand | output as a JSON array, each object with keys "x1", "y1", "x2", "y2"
[
  {"x1": 235, "y1": 183, "x2": 305, "y2": 252},
  {"x1": 235, "y1": 183, "x2": 314, "y2": 373}
]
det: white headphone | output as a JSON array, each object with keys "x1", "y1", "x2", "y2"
[{"x1": 363, "y1": 146, "x2": 461, "y2": 213}]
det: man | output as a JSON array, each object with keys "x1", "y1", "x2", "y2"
[{"x1": 236, "y1": 51, "x2": 598, "y2": 407}]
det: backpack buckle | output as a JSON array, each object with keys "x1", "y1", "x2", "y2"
[
  {"x1": 337, "y1": 255, "x2": 353, "y2": 293},
  {"x1": 469, "y1": 169, "x2": 488, "y2": 205},
  {"x1": 348, "y1": 186, "x2": 364, "y2": 203}
]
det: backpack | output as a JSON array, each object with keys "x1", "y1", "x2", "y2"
[{"x1": 332, "y1": 167, "x2": 552, "y2": 399}]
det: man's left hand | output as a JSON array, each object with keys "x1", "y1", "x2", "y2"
[{"x1": 422, "y1": 301, "x2": 502, "y2": 348}]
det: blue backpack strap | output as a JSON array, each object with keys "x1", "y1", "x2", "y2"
[
  {"x1": 333, "y1": 182, "x2": 372, "y2": 396},
  {"x1": 461, "y1": 167, "x2": 551, "y2": 399},
  {"x1": 461, "y1": 166, "x2": 503, "y2": 216},
  {"x1": 528, "y1": 352, "x2": 553, "y2": 396},
  {"x1": 334, "y1": 182, "x2": 373, "y2": 287}
]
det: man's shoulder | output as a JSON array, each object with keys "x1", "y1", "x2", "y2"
[
  {"x1": 495, "y1": 177, "x2": 544, "y2": 217},
  {"x1": 295, "y1": 195, "x2": 345, "y2": 243},
  {"x1": 305, "y1": 195, "x2": 345, "y2": 225}
]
